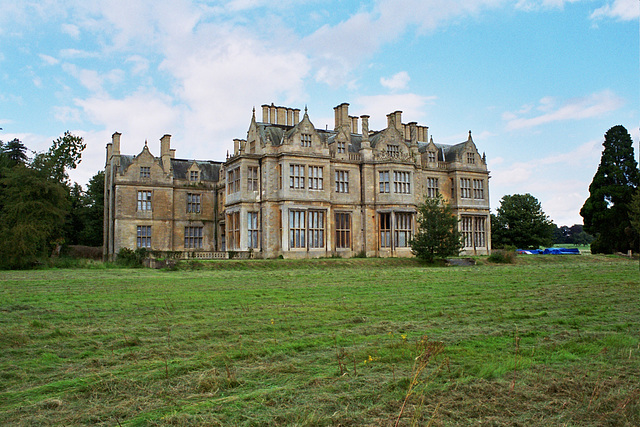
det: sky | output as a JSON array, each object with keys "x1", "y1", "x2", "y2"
[{"x1": 0, "y1": 0, "x2": 638, "y2": 227}]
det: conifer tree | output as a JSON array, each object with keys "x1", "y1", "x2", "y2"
[
  {"x1": 580, "y1": 125, "x2": 639, "y2": 253},
  {"x1": 410, "y1": 195, "x2": 462, "y2": 262}
]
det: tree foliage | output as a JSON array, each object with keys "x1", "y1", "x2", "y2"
[
  {"x1": 580, "y1": 125, "x2": 639, "y2": 254},
  {"x1": 0, "y1": 132, "x2": 90, "y2": 269},
  {"x1": 410, "y1": 195, "x2": 462, "y2": 263},
  {"x1": 491, "y1": 193, "x2": 554, "y2": 249},
  {"x1": 552, "y1": 224, "x2": 594, "y2": 246}
]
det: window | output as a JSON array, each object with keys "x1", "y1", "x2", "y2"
[
  {"x1": 290, "y1": 164, "x2": 305, "y2": 189},
  {"x1": 308, "y1": 166, "x2": 323, "y2": 190},
  {"x1": 301, "y1": 133, "x2": 312, "y2": 147},
  {"x1": 467, "y1": 152, "x2": 475, "y2": 164},
  {"x1": 427, "y1": 178, "x2": 439, "y2": 198},
  {"x1": 186, "y1": 193, "x2": 201, "y2": 213},
  {"x1": 387, "y1": 144, "x2": 400, "y2": 157},
  {"x1": 248, "y1": 212, "x2": 259, "y2": 249},
  {"x1": 394, "y1": 171, "x2": 411, "y2": 194},
  {"x1": 337, "y1": 141, "x2": 346, "y2": 154},
  {"x1": 190, "y1": 170, "x2": 199, "y2": 181},
  {"x1": 335, "y1": 170, "x2": 349, "y2": 193},
  {"x1": 395, "y1": 213, "x2": 413, "y2": 247},
  {"x1": 460, "y1": 178, "x2": 472, "y2": 199},
  {"x1": 474, "y1": 217, "x2": 486, "y2": 248},
  {"x1": 248, "y1": 166, "x2": 259, "y2": 192},
  {"x1": 335, "y1": 212, "x2": 351, "y2": 249},
  {"x1": 473, "y1": 179, "x2": 484, "y2": 199},
  {"x1": 427, "y1": 151, "x2": 436, "y2": 163},
  {"x1": 184, "y1": 226, "x2": 203, "y2": 249},
  {"x1": 379, "y1": 171, "x2": 390, "y2": 193},
  {"x1": 137, "y1": 226, "x2": 151, "y2": 248},
  {"x1": 137, "y1": 191, "x2": 152, "y2": 211},
  {"x1": 461, "y1": 216, "x2": 473, "y2": 248},
  {"x1": 228, "y1": 168, "x2": 240, "y2": 194},
  {"x1": 380, "y1": 213, "x2": 391, "y2": 248},
  {"x1": 140, "y1": 167, "x2": 150, "y2": 178},
  {"x1": 289, "y1": 210, "x2": 306, "y2": 248},
  {"x1": 227, "y1": 212, "x2": 240, "y2": 250},
  {"x1": 278, "y1": 164, "x2": 283, "y2": 189},
  {"x1": 308, "y1": 211, "x2": 325, "y2": 248}
]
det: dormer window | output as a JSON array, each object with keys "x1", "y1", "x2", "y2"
[
  {"x1": 140, "y1": 166, "x2": 150, "y2": 178},
  {"x1": 190, "y1": 170, "x2": 199, "y2": 181},
  {"x1": 428, "y1": 151, "x2": 436, "y2": 163},
  {"x1": 387, "y1": 144, "x2": 399, "y2": 157},
  {"x1": 301, "y1": 133, "x2": 312, "y2": 147},
  {"x1": 467, "y1": 153, "x2": 475, "y2": 164},
  {"x1": 337, "y1": 141, "x2": 346, "y2": 154}
]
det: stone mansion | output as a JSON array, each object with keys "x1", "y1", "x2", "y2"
[{"x1": 103, "y1": 102, "x2": 491, "y2": 260}]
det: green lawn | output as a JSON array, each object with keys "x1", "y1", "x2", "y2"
[{"x1": 0, "y1": 255, "x2": 638, "y2": 426}]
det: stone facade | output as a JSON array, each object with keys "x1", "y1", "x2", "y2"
[{"x1": 104, "y1": 102, "x2": 491, "y2": 260}]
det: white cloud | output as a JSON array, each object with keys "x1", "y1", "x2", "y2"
[
  {"x1": 490, "y1": 139, "x2": 602, "y2": 225},
  {"x1": 515, "y1": 0, "x2": 581, "y2": 11},
  {"x1": 591, "y1": 0, "x2": 639, "y2": 21},
  {"x1": 380, "y1": 71, "x2": 410, "y2": 91},
  {"x1": 39, "y1": 54, "x2": 59, "y2": 65},
  {"x1": 353, "y1": 93, "x2": 437, "y2": 129},
  {"x1": 504, "y1": 90, "x2": 624, "y2": 130},
  {"x1": 61, "y1": 23, "x2": 80, "y2": 38}
]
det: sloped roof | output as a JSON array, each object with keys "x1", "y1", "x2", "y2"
[{"x1": 170, "y1": 158, "x2": 222, "y2": 181}]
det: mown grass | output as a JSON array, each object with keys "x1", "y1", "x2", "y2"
[{"x1": 0, "y1": 255, "x2": 638, "y2": 425}]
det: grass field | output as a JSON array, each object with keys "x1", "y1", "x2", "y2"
[{"x1": 1, "y1": 255, "x2": 638, "y2": 426}]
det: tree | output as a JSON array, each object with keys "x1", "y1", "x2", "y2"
[
  {"x1": 580, "y1": 125, "x2": 639, "y2": 254},
  {"x1": 0, "y1": 165, "x2": 69, "y2": 269},
  {"x1": 78, "y1": 171, "x2": 105, "y2": 247},
  {"x1": 492, "y1": 193, "x2": 554, "y2": 249},
  {"x1": 410, "y1": 195, "x2": 462, "y2": 263},
  {"x1": 1, "y1": 138, "x2": 29, "y2": 167},
  {"x1": 32, "y1": 131, "x2": 86, "y2": 183}
]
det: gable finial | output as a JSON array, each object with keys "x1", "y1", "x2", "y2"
[
  {"x1": 144, "y1": 139, "x2": 148, "y2": 147},
  {"x1": 468, "y1": 130, "x2": 472, "y2": 141}
]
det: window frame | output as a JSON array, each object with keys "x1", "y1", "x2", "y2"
[
  {"x1": 137, "y1": 225, "x2": 151, "y2": 248},
  {"x1": 394, "y1": 171, "x2": 411, "y2": 194},
  {"x1": 335, "y1": 170, "x2": 349, "y2": 193},
  {"x1": 248, "y1": 166, "x2": 259, "y2": 192},
  {"x1": 379, "y1": 171, "x2": 390, "y2": 193},
  {"x1": 460, "y1": 178, "x2": 472, "y2": 199},
  {"x1": 227, "y1": 168, "x2": 240, "y2": 194},
  {"x1": 248, "y1": 211, "x2": 259, "y2": 249},
  {"x1": 187, "y1": 193, "x2": 201, "y2": 214},
  {"x1": 427, "y1": 177, "x2": 439, "y2": 198},
  {"x1": 289, "y1": 164, "x2": 305, "y2": 189},
  {"x1": 308, "y1": 166, "x2": 323, "y2": 190},
  {"x1": 394, "y1": 212, "x2": 413, "y2": 248},
  {"x1": 140, "y1": 166, "x2": 150, "y2": 179},
  {"x1": 335, "y1": 212, "x2": 351, "y2": 249},
  {"x1": 137, "y1": 190, "x2": 152, "y2": 211},
  {"x1": 184, "y1": 226, "x2": 203, "y2": 249}
]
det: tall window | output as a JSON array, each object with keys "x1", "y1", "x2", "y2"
[
  {"x1": 473, "y1": 179, "x2": 484, "y2": 199},
  {"x1": 248, "y1": 166, "x2": 259, "y2": 192},
  {"x1": 395, "y1": 213, "x2": 413, "y2": 247},
  {"x1": 427, "y1": 178, "x2": 439, "y2": 198},
  {"x1": 248, "y1": 212, "x2": 259, "y2": 249},
  {"x1": 427, "y1": 151, "x2": 436, "y2": 163},
  {"x1": 474, "y1": 217, "x2": 486, "y2": 248},
  {"x1": 337, "y1": 141, "x2": 346, "y2": 154},
  {"x1": 140, "y1": 167, "x2": 150, "y2": 178},
  {"x1": 308, "y1": 166, "x2": 323, "y2": 190},
  {"x1": 228, "y1": 168, "x2": 240, "y2": 194},
  {"x1": 335, "y1": 170, "x2": 349, "y2": 193},
  {"x1": 387, "y1": 144, "x2": 400, "y2": 157},
  {"x1": 187, "y1": 193, "x2": 201, "y2": 213},
  {"x1": 467, "y1": 152, "x2": 475, "y2": 164},
  {"x1": 290, "y1": 164, "x2": 305, "y2": 189},
  {"x1": 227, "y1": 212, "x2": 240, "y2": 250},
  {"x1": 380, "y1": 213, "x2": 391, "y2": 248},
  {"x1": 137, "y1": 191, "x2": 152, "y2": 211},
  {"x1": 379, "y1": 171, "x2": 390, "y2": 193},
  {"x1": 184, "y1": 226, "x2": 203, "y2": 249},
  {"x1": 289, "y1": 210, "x2": 306, "y2": 248},
  {"x1": 394, "y1": 171, "x2": 411, "y2": 194},
  {"x1": 460, "y1": 178, "x2": 472, "y2": 199},
  {"x1": 137, "y1": 226, "x2": 151, "y2": 248},
  {"x1": 190, "y1": 170, "x2": 199, "y2": 181},
  {"x1": 308, "y1": 211, "x2": 325, "y2": 248},
  {"x1": 335, "y1": 212, "x2": 351, "y2": 249},
  {"x1": 461, "y1": 216, "x2": 473, "y2": 247},
  {"x1": 301, "y1": 133, "x2": 312, "y2": 147}
]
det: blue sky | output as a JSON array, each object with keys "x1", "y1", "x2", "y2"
[{"x1": 0, "y1": 0, "x2": 637, "y2": 226}]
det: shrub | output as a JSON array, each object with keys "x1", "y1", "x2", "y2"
[
  {"x1": 116, "y1": 248, "x2": 147, "y2": 267},
  {"x1": 488, "y1": 247, "x2": 517, "y2": 264}
]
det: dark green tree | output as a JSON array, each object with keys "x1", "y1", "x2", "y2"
[
  {"x1": 1, "y1": 138, "x2": 29, "y2": 167},
  {"x1": 410, "y1": 195, "x2": 462, "y2": 263},
  {"x1": 492, "y1": 193, "x2": 554, "y2": 249},
  {"x1": 32, "y1": 131, "x2": 86, "y2": 183},
  {"x1": 0, "y1": 166, "x2": 69, "y2": 269},
  {"x1": 580, "y1": 125, "x2": 639, "y2": 254},
  {"x1": 78, "y1": 171, "x2": 105, "y2": 247}
]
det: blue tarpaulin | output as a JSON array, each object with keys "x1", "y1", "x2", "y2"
[{"x1": 517, "y1": 248, "x2": 580, "y2": 255}]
